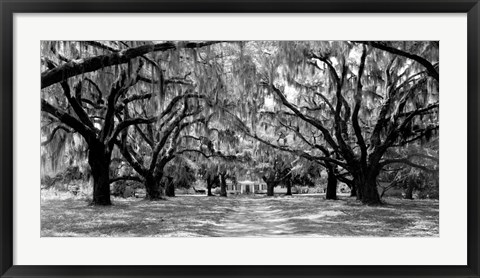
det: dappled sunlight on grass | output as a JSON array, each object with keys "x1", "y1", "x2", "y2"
[{"x1": 41, "y1": 193, "x2": 438, "y2": 237}]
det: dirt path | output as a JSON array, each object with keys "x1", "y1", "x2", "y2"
[{"x1": 214, "y1": 198, "x2": 292, "y2": 236}]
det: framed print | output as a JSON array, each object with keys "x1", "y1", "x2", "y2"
[{"x1": 1, "y1": 0, "x2": 479, "y2": 277}]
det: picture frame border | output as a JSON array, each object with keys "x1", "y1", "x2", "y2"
[{"x1": 1, "y1": 1, "x2": 479, "y2": 277}]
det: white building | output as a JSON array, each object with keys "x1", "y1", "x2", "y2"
[{"x1": 228, "y1": 180, "x2": 267, "y2": 194}]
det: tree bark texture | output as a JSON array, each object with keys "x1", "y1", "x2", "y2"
[
  {"x1": 266, "y1": 182, "x2": 275, "y2": 196},
  {"x1": 88, "y1": 142, "x2": 112, "y2": 206},
  {"x1": 285, "y1": 179, "x2": 292, "y2": 196},
  {"x1": 165, "y1": 176, "x2": 175, "y2": 197},
  {"x1": 325, "y1": 167, "x2": 338, "y2": 200},
  {"x1": 219, "y1": 173, "x2": 227, "y2": 197},
  {"x1": 353, "y1": 168, "x2": 381, "y2": 205},
  {"x1": 144, "y1": 175, "x2": 165, "y2": 200}
]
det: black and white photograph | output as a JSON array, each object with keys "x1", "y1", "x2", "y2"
[{"x1": 40, "y1": 40, "x2": 439, "y2": 237}]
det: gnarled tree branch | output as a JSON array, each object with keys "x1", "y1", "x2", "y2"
[
  {"x1": 354, "y1": 41, "x2": 439, "y2": 81},
  {"x1": 41, "y1": 41, "x2": 223, "y2": 88}
]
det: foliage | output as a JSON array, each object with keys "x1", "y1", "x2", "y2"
[
  {"x1": 237, "y1": 41, "x2": 439, "y2": 203},
  {"x1": 41, "y1": 165, "x2": 88, "y2": 192},
  {"x1": 163, "y1": 156, "x2": 198, "y2": 189},
  {"x1": 40, "y1": 40, "x2": 439, "y2": 205}
]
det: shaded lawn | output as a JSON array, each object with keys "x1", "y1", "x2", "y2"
[{"x1": 41, "y1": 193, "x2": 439, "y2": 237}]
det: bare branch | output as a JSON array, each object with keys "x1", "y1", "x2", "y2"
[
  {"x1": 60, "y1": 81, "x2": 96, "y2": 130},
  {"x1": 379, "y1": 158, "x2": 436, "y2": 173},
  {"x1": 352, "y1": 44, "x2": 368, "y2": 167},
  {"x1": 354, "y1": 41, "x2": 439, "y2": 81},
  {"x1": 108, "y1": 117, "x2": 156, "y2": 146},
  {"x1": 41, "y1": 125, "x2": 72, "y2": 146},
  {"x1": 41, "y1": 99, "x2": 95, "y2": 141},
  {"x1": 270, "y1": 84, "x2": 340, "y2": 153},
  {"x1": 246, "y1": 131, "x2": 347, "y2": 168},
  {"x1": 110, "y1": 175, "x2": 144, "y2": 184},
  {"x1": 41, "y1": 41, "x2": 223, "y2": 88}
]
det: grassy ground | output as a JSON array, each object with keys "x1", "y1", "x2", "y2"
[{"x1": 41, "y1": 191, "x2": 439, "y2": 237}]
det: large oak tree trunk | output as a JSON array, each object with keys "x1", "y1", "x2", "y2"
[
  {"x1": 348, "y1": 162, "x2": 382, "y2": 204},
  {"x1": 325, "y1": 167, "x2": 338, "y2": 200},
  {"x1": 354, "y1": 169, "x2": 381, "y2": 204},
  {"x1": 219, "y1": 174, "x2": 227, "y2": 197},
  {"x1": 266, "y1": 182, "x2": 275, "y2": 196},
  {"x1": 207, "y1": 183, "x2": 213, "y2": 196},
  {"x1": 144, "y1": 175, "x2": 164, "y2": 200},
  {"x1": 404, "y1": 178, "x2": 414, "y2": 199},
  {"x1": 362, "y1": 178, "x2": 381, "y2": 204},
  {"x1": 285, "y1": 179, "x2": 292, "y2": 196},
  {"x1": 165, "y1": 176, "x2": 175, "y2": 197},
  {"x1": 206, "y1": 176, "x2": 215, "y2": 196},
  {"x1": 88, "y1": 143, "x2": 112, "y2": 206}
]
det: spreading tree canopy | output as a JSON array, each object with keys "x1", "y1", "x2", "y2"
[{"x1": 41, "y1": 40, "x2": 439, "y2": 205}]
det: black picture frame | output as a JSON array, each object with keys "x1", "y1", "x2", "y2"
[{"x1": 1, "y1": 1, "x2": 479, "y2": 277}]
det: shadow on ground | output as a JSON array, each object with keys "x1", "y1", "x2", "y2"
[{"x1": 41, "y1": 194, "x2": 439, "y2": 237}]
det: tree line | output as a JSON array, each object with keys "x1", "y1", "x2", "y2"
[{"x1": 41, "y1": 41, "x2": 439, "y2": 205}]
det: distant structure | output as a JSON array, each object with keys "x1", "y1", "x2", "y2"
[{"x1": 228, "y1": 180, "x2": 266, "y2": 194}]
